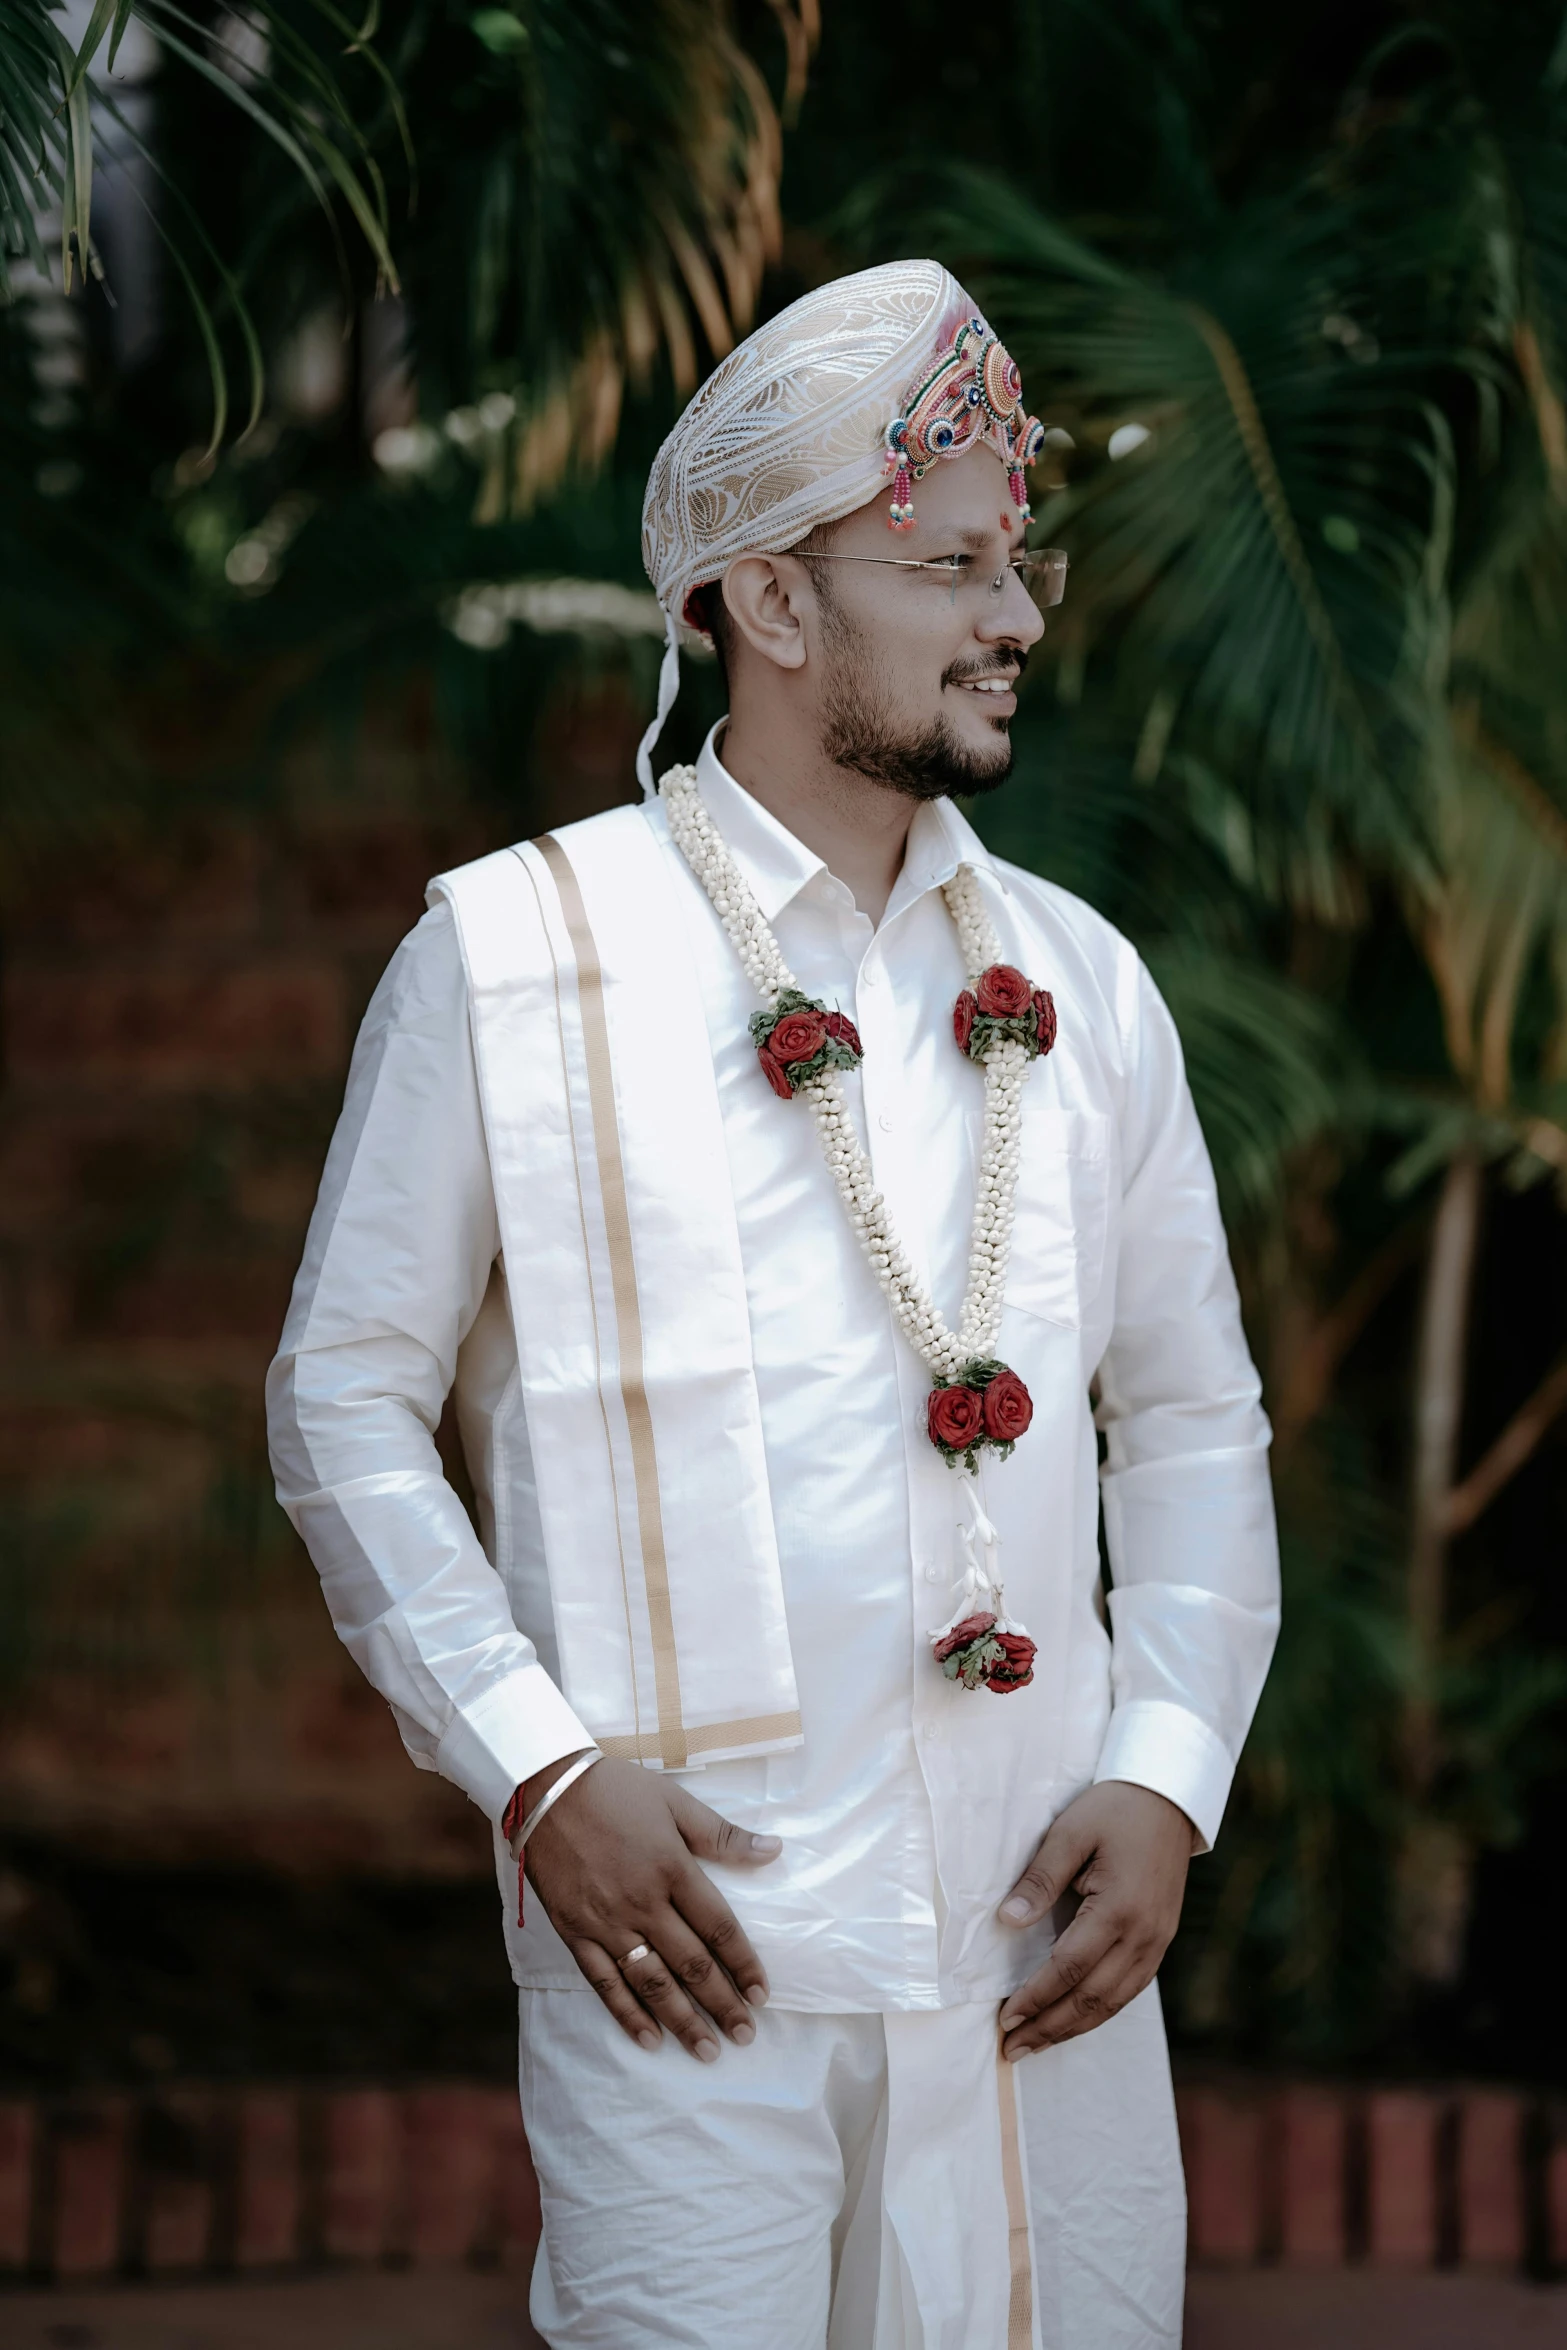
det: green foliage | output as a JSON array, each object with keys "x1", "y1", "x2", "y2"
[
  {"x1": 1, "y1": 0, "x2": 806, "y2": 458},
  {"x1": 1146, "y1": 944, "x2": 1356, "y2": 1217},
  {"x1": 0, "y1": 0, "x2": 76, "y2": 298},
  {"x1": 1165, "y1": 1428, "x2": 1410, "y2": 2060},
  {"x1": 2, "y1": 0, "x2": 1565, "y2": 2076},
  {"x1": 977, "y1": 709, "x2": 1362, "y2": 1224},
  {"x1": 1, "y1": 0, "x2": 397, "y2": 438},
  {"x1": 1165, "y1": 1418, "x2": 1565, "y2": 2061},
  {"x1": 807, "y1": 3, "x2": 1567, "y2": 2062},
  {"x1": 385, "y1": 0, "x2": 800, "y2": 420}
]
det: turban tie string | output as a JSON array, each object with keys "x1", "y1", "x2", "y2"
[{"x1": 636, "y1": 608, "x2": 683, "y2": 798}]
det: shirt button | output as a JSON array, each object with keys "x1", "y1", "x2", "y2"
[
  {"x1": 923, "y1": 1721, "x2": 941, "y2": 1742},
  {"x1": 878, "y1": 1111, "x2": 894, "y2": 1132},
  {"x1": 861, "y1": 969, "x2": 878, "y2": 988},
  {"x1": 923, "y1": 1564, "x2": 942, "y2": 1584}
]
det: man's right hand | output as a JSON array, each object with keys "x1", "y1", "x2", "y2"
[{"x1": 517, "y1": 1755, "x2": 782, "y2": 2061}]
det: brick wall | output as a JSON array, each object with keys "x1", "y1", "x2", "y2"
[
  {"x1": 1178, "y1": 2082, "x2": 1561, "y2": 2272},
  {"x1": 0, "y1": 2084, "x2": 537, "y2": 2280},
  {"x1": 0, "y1": 802, "x2": 487, "y2": 1873},
  {"x1": 0, "y1": 2079, "x2": 1559, "y2": 2284},
  {"x1": 0, "y1": 689, "x2": 642, "y2": 1877}
]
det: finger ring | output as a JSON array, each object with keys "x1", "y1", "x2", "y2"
[{"x1": 618, "y1": 1943, "x2": 652, "y2": 1968}]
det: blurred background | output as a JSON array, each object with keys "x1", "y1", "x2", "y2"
[{"x1": 2, "y1": 0, "x2": 1566, "y2": 2328}]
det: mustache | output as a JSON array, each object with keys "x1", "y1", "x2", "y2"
[{"x1": 942, "y1": 648, "x2": 1030, "y2": 689}]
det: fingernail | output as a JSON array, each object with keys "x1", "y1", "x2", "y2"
[
  {"x1": 1000, "y1": 1897, "x2": 1032, "y2": 1923},
  {"x1": 694, "y1": 2039, "x2": 720, "y2": 2063},
  {"x1": 750, "y1": 1834, "x2": 783, "y2": 1855},
  {"x1": 999, "y1": 2011, "x2": 1021, "y2": 2033},
  {"x1": 745, "y1": 1984, "x2": 768, "y2": 2008},
  {"x1": 731, "y1": 2021, "x2": 755, "y2": 2046},
  {"x1": 637, "y1": 2031, "x2": 659, "y2": 2051}
]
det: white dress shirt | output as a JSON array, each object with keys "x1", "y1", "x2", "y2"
[{"x1": 269, "y1": 724, "x2": 1280, "y2": 2014}]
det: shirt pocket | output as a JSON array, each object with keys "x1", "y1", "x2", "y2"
[{"x1": 1005, "y1": 1103, "x2": 1112, "y2": 1329}]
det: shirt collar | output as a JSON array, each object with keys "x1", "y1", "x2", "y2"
[
  {"x1": 696, "y1": 723, "x2": 824, "y2": 924},
  {"x1": 693, "y1": 721, "x2": 1003, "y2": 928}
]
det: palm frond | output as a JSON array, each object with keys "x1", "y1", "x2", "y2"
[
  {"x1": 0, "y1": 0, "x2": 396, "y2": 436},
  {"x1": 388, "y1": 0, "x2": 816, "y2": 504},
  {"x1": 0, "y1": 0, "x2": 66, "y2": 295},
  {"x1": 979, "y1": 712, "x2": 1358, "y2": 1216},
  {"x1": 1147, "y1": 943, "x2": 1359, "y2": 1216},
  {"x1": 911, "y1": 163, "x2": 1473, "y2": 909}
]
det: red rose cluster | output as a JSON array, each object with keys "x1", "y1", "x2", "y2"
[
  {"x1": 750, "y1": 987, "x2": 864, "y2": 1100},
  {"x1": 953, "y1": 963, "x2": 1057, "y2": 1064},
  {"x1": 931, "y1": 1610, "x2": 1037, "y2": 1694},
  {"x1": 926, "y1": 1357, "x2": 1034, "y2": 1468}
]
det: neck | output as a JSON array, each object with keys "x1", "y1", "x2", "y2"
[{"x1": 717, "y1": 715, "x2": 917, "y2": 926}]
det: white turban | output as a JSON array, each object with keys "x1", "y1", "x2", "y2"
[{"x1": 636, "y1": 257, "x2": 1027, "y2": 794}]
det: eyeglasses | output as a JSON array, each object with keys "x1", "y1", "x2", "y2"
[{"x1": 803, "y1": 547, "x2": 1069, "y2": 610}]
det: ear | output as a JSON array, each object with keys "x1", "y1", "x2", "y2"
[{"x1": 721, "y1": 554, "x2": 810, "y2": 673}]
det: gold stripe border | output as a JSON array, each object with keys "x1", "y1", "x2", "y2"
[
  {"x1": 998, "y1": 2045, "x2": 1035, "y2": 2348},
  {"x1": 537, "y1": 831, "x2": 687, "y2": 1772},
  {"x1": 598, "y1": 1710, "x2": 803, "y2": 1764}
]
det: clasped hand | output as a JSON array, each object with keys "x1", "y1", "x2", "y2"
[{"x1": 518, "y1": 1755, "x2": 781, "y2": 2061}]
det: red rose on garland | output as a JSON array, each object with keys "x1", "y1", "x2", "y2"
[
  {"x1": 933, "y1": 1610, "x2": 1035, "y2": 1693},
  {"x1": 1033, "y1": 988, "x2": 1057, "y2": 1055},
  {"x1": 770, "y1": 1008, "x2": 829, "y2": 1065},
  {"x1": 981, "y1": 1367, "x2": 1034, "y2": 1444},
  {"x1": 928, "y1": 1358, "x2": 1033, "y2": 1464},
  {"x1": 976, "y1": 963, "x2": 1034, "y2": 1019},
  {"x1": 986, "y1": 1631, "x2": 1037, "y2": 1692},
  {"x1": 750, "y1": 989, "x2": 862, "y2": 1097},
  {"x1": 954, "y1": 966, "x2": 1057, "y2": 1065},
  {"x1": 932, "y1": 1610, "x2": 997, "y2": 1665},
  {"x1": 927, "y1": 1382, "x2": 984, "y2": 1453}
]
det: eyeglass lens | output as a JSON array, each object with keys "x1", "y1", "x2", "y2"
[{"x1": 1002, "y1": 550, "x2": 1068, "y2": 609}]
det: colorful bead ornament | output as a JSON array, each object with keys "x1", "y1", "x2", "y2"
[{"x1": 882, "y1": 315, "x2": 1048, "y2": 531}]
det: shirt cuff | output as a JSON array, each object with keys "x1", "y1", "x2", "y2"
[
  {"x1": 1092, "y1": 1698, "x2": 1236, "y2": 1854},
  {"x1": 435, "y1": 1663, "x2": 595, "y2": 1823}
]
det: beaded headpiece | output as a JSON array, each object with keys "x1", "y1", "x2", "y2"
[
  {"x1": 637, "y1": 260, "x2": 1049, "y2": 794},
  {"x1": 882, "y1": 316, "x2": 1045, "y2": 530}
]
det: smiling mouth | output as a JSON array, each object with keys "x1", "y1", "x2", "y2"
[{"x1": 952, "y1": 676, "x2": 1016, "y2": 697}]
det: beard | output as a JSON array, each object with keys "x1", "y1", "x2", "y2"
[{"x1": 816, "y1": 612, "x2": 1023, "y2": 803}]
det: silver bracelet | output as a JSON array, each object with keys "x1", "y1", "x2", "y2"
[{"x1": 512, "y1": 1747, "x2": 604, "y2": 1852}]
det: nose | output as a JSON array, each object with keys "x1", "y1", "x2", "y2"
[{"x1": 977, "y1": 565, "x2": 1046, "y2": 653}]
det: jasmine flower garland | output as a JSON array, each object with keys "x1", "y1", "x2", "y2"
[{"x1": 660, "y1": 764, "x2": 1060, "y2": 1693}]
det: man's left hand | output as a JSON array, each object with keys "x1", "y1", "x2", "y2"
[{"x1": 995, "y1": 1781, "x2": 1194, "y2": 2061}]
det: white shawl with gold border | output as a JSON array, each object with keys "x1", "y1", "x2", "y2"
[{"x1": 432, "y1": 806, "x2": 801, "y2": 1769}]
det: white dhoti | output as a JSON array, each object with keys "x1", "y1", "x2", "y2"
[{"x1": 518, "y1": 1986, "x2": 1186, "y2": 2350}]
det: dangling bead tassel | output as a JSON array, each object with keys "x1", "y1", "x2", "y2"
[
  {"x1": 890, "y1": 461, "x2": 915, "y2": 530},
  {"x1": 1008, "y1": 463, "x2": 1031, "y2": 523}
]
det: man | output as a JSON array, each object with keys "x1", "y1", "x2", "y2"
[{"x1": 268, "y1": 259, "x2": 1280, "y2": 2349}]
